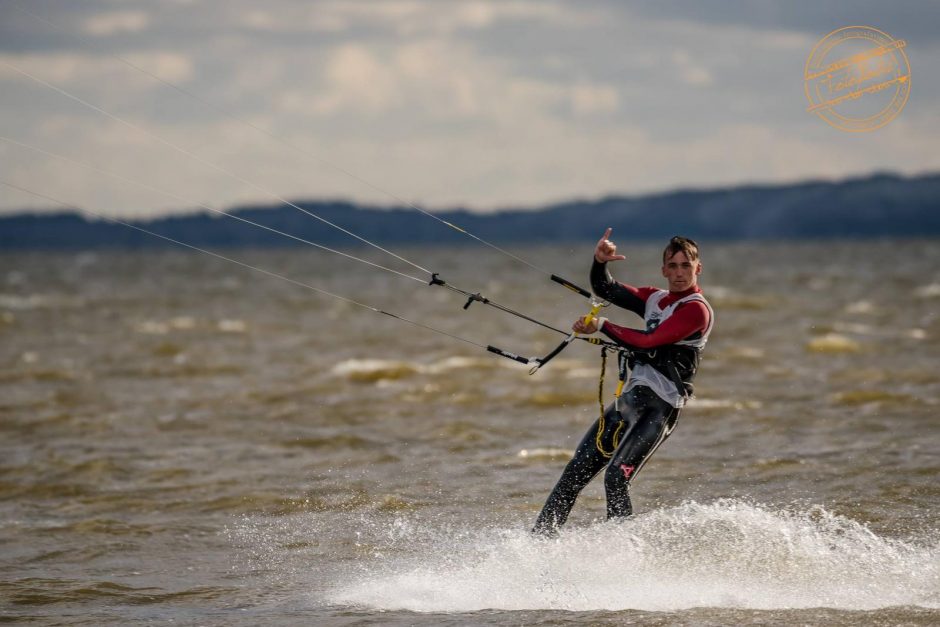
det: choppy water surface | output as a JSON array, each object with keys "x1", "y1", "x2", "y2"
[{"x1": 1, "y1": 240, "x2": 938, "y2": 625}]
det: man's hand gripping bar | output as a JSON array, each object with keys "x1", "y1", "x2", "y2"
[{"x1": 527, "y1": 298, "x2": 607, "y2": 375}]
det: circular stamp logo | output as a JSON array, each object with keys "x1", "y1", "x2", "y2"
[{"x1": 804, "y1": 26, "x2": 911, "y2": 132}]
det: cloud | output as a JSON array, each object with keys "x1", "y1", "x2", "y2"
[
  {"x1": 278, "y1": 38, "x2": 556, "y2": 121},
  {"x1": 570, "y1": 83, "x2": 621, "y2": 115},
  {"x1": 82, "y1": 10, "x2": 150, "y2": 36},
  {"x1": 672, "y1": 49, "x2": 713, "y2": 87},
  {"x1": 0, "y1": 52, "x2": 193, "y2": 86},
  {"x1": 235, "y1": 5, "x2": 349, "y2": 32},
  {"x1": 315, "y1": 44, "x2": 405, "y2": 114},
  {"x1": 222, "y1": 0, "x2": 588, "y2": 37}
]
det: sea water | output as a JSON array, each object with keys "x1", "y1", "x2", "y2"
[{"x1": 1, "y1": 240, "x2": 938, "y2": 625}]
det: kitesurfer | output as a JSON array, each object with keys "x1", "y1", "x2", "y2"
[{"x1": 532, "y1": 229, "x2": 714, "y2": 535}]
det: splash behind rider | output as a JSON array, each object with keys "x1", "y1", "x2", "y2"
[{"x1": 532, "y1": 229, "x2": 714, "y2": 535}]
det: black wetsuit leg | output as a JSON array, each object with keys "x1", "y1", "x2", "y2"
[
  {"x1": 532, "y1": 385, "x2": 679, "y2": 535},
  {"x1": 531, "y1": 402, "x2": 620, "y2": 535},
  {"x1": 604, "y1": 386, "x2": 679, "y2": 519}
]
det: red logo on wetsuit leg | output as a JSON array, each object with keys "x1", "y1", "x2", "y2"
[{"x1": 619, "y1": 464, "x2": 635, "y2": 480}]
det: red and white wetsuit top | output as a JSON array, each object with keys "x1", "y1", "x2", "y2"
[
  {"x1": 590, "y1": 261, "x2": 714, "y2": 408},
  {"x1": 642, "y1": 290, "x2": 714, "y2": 351},
  {"x1": 623, "y1": 290, "x2": 713, "y2": 407}
]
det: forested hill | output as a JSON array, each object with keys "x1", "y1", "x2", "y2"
[{"x1": 2, "y1": 171, "x2": 939, "y2": 249}]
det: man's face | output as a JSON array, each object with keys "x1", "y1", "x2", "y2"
[{"x1": 662, "y1": 250, "x2": 701, "y2": 292}]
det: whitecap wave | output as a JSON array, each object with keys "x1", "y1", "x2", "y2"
[{"x1": 331, "y1": 355, "x2": 497, "y2": 382}]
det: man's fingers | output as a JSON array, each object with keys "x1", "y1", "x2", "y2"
[{"x1": 594, "y1": 227, "x2": 625, "y2": 263}]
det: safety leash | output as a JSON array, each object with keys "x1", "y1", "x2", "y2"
[{"x1": 592, "y1": 346, "x2": 634, "y2": 458}]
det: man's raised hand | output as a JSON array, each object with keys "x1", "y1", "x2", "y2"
[{"x1": 594, "y1": 227, "x2": 626, "y2": 263}]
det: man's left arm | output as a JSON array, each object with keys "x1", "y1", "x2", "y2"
[{"x1": 597, "y1": 301, "x2": 709, "y2": 349}]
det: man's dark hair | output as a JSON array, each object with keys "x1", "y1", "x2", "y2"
[{"x1": 663, "y1": 235, "x2": 699, "y2": 263}]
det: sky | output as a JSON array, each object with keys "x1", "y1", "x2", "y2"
[{"x1": 0, "y1": 0, "x2": 938, "y2": 218}]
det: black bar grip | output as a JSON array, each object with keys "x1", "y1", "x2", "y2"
[
  {"x1": 487, "y1": 345, "x2": 530, "y2": 364},
  {"x1": 551, "y1": 274, "x2": 591, "y2": 299},
  {"x1": 532, "y1": 335, "x2": 575, "y2": 372}
]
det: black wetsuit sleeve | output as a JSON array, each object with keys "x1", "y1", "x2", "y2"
[{"x1": 591, "y1": 260, "x2": 646, "y2": 317}]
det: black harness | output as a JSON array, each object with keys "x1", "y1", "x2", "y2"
[{"x1": 629, "y1": 343, "x2": 701, "y2": 400}]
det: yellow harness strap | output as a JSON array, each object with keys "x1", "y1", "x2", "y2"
[{"x1": 594, "y1": 348, "x2": 622, "y2": 458}]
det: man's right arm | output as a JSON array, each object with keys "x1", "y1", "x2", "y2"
[{"x1": 590, "y1": 260, "x2": 648, "y2": 317}]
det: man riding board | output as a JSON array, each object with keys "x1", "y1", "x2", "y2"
[{"x1": 533, "y1": 229, "x2": 714, "y2": 535}]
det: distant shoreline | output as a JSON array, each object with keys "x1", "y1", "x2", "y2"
[{"x1": 3, "y1": 171, "x2": 939, "y2": 249}]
